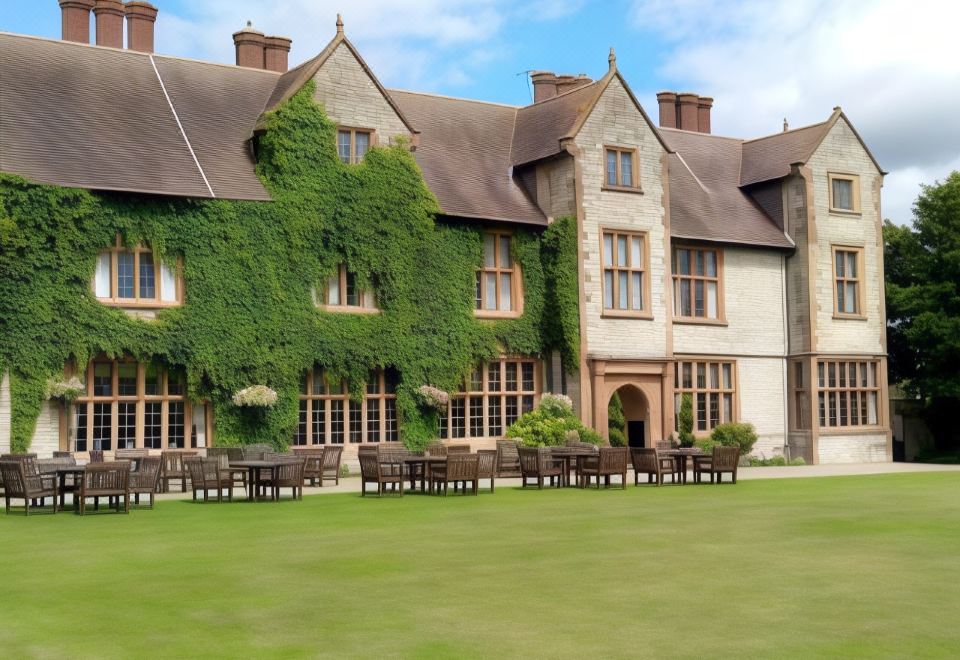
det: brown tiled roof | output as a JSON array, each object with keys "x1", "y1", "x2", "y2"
[
  {"x1": 0, "y1": 32, "x2": 277, "y2": 200},
  {"x1": 390, "y1": 90, "x2": 546, "y2": 225},
  {"x1": 739, "y1": 120, "x2": 832, "y2": 186},
  {"x1": 660, "y1": 128, "x2": 794, "y2": 249},
  {"x1": 511, "y1": 80, "x2": 605, "y2": 166}
]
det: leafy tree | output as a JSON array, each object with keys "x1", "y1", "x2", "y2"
[
  {"x1": 884, "y1": 171, "x2": 960, "y2": 447},
  {"x1": 607, "y1": 391, "x2": 626, "y2": 446},
  {"x1": 678, "y1": 392, "x2": 694, "y2": 447}
]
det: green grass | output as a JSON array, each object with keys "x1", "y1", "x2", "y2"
[{"x1": 2, "y1": 473, "x2": 959, "y2": 658}]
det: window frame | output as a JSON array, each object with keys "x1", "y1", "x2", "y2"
[
  {"x1": 438, "y1": 358, "x2": 540, "y2": 440},
  {"x1": 674, "y1": 359, "x2": 738, "y2": 435},
  {"x1": 65, "y1": 358, "x2": 200, "y2": 452},
  {"x1": 831, "y1": 245, "x2": 866, "y2": 319},
  {"x1": 672, "y1": 245, "x2": 725, "y2": 324},
  {"x1": 600, "y1": 228, "x2": 651, "y2": 318},
  {"x1": 816, "y1": 359, "x2": 881, "y2": 430},
  {"x1": 319, "y1": 264, "x2": 379, "y2": 314},
  {"x1": 475, "y1": 231, "x2": 524, "y2": 319},
  {"x1": 293, "y1": 368, "x2": 399, "y2": 445},
  {"x1": 94, "y1": 236, "x2": 183, "y2": 308},
  {"x1": 336, "y1": 126, "x2": 376, "y2": 165},
  {"x1": 790, "y1": 359, "x2": 810, "y2": 431},
  {"x1": 602, "y1": 145, "x2": 641, "y2": 192},
  {"x1": 828, "y1": 172, "x2": 861, "y2": 214}
]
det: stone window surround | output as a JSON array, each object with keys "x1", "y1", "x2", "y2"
[
  {"x1": 294, "y1": 367, "x2": 398, "y2": 445},
  {"x1": 599, "y1": 227, "x2": 652, "y2": 319},
  {"x1": 601, "y1": 143, "x2": 642, "y2": 193},
  {"x1": 318, "y1": 264, "x2": 379, "y2": 314},
  {"x1": 827, "y1": 172, "x2": 862, "y2": 215},
  {"x1": 831, "y1": 244, "x2": 866, "y2": 320},
  {"x1": 671, "y1": 245, "x2": 726, "y2": 325},
  {"x1": 674, "y1": 358, "x2": 738, "y2": 435},
  {"x1": 336, "y1": 125, "x2": 376, "y2": 164},
  {"x1": 439, "y1": 357, "x2": 541, "y2": 440},
  {"x1": 475, "y1": 230, "x2": 524, "y2": 319},
  {"x1": 94, "y1": 235, "x2": 183, "y2": 309},
  {"x1": 816, "y1": 359, "x2": 881, "y2": 430}
]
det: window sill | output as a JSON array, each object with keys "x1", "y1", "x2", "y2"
[
  {"x1": 817, "y1": 426, "x2": 886, "y2": 435},
  {"x1": 601, "y1": 185, "x2": 644, "y2": 195},
  {"x1": 601, "y1": 310, "x2": 653, "y2": 320},
  {"x1": 97, "y1": 298, "x2": 182, "y2": 310},
  {"x1": 832, "y1": 313, "x2": 868, "y2": 321},
  {"x1": 673, "y1": 317, "x2": 728, "y2": 327},
  {"x1": 319, "y1": 305, "x2": 381, "y2": 315},
  {"x1": 475, "y1": 310, "x2": 523, "y2": 320},
  {"x1": 828, "y1": 208, "x2": 862, "y2": 217}
]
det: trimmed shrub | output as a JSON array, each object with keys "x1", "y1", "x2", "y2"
[
  {"x1": 506, "y1": 396, "x2": 602, "y2": 448},
  {"x1": 608, "y1": 427, "x2": 626, "y2": 447},
  {"x1": 678, "y1": 393, "x2": 694, "y2": 447},
  {"x1": 710, "y1": 422, "x2": 758, "y2": 456}
]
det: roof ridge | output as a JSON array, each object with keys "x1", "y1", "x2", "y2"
[
  {"x1": 0, "y1": 30, "x2": 282, "y2": 76},
  {"x1": 659, "y1": 126, "x2": 744, "y2": 143},
  {"x1": 742, "y1": 119, "x2": 829, "y2": 144},
  {"x1": 522, "y1": 78, "x2": 602, "y2": 108},
  {"x1": 388, "y1": 88, "x2": 520, "y2": 109}
]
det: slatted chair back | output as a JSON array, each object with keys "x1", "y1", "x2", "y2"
[
  {"x1": 273, "y1": 460, "x2": 305, "y2": 492},
  {"x1": 446, "y1": 444, "x2": 470, "y2": 454},
  {"x1": 358, "y1": 451, "x2": 381, "y2": 480},
  {"x1": 630, "y1": 447, "x2": 659, "y2": 473},
  {"x1": 132, "y1": 456, "x2": 162, "y2": 488},
  {"x1": 425, "y1": 442, "x2": 446, "y2": 457},
  {"x1": 600, "y1": 447, "x2": 628, "y2": 474},
  {"x1": 517, "y1": 446, "x2": 540, "y2": 476},
  {"x1": 476, "y1": 450, "x2": 496, "y2": 478},
  {"x1": 37, "y1": 456, "x2": 76, "y2": 474},
  {"x1": 53, "y1": 451, "x2": 73, "y2": 458},
  {"x1": 115, "y1": 449, "x2": 148, "y2": 460},
  {"x1": 161, "y1": 451, "x2": 186, "y2": 475},
  {"x1": 1, "y1": 460, "x2": 58, "y2": 515},
  {"x1": 82, "y1": 461, "x2": 130, "y2": 494},
  {"x1": 3, "y1": 454, "x2": 39, "y2": 475},
  {"x1": 321, "y1": 446, "x2": 343, "y2": 471},
  {"x1": 0, "y1": 460, "x2": 29, "y2": 499},
  {"x1": 446, "y1": 453, "x2": 479, "y2": 482},
  {"x1": 206, "y1": 447, "x2": 230, "y2": 462},
  {"x1": 496, "y1": 439, "x2": 521, "y2": 476},
  {"x1": 88, "y1": 450, "x2": 105, "y2": 463},
  {"x1": 183, "y1": 456, "x2": 210, "y2": 488},
  {"x1": 713, "y1": 446, "x2": 740, "y2": 471}
]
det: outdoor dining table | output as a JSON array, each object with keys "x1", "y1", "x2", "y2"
[
  {"x1": 660, "y1": 448, "x2": 705, "y2": 484},
  {"x1": 229, "y1": 460, "x2": 287, "y2": 502},
  {"x1": 549, "y1": 447, "x2": 598, "y2": 487},
  {"x1": 52, "y1": 465, "x2": 85, "y2": 511},
  {"x1": 401, "y1": 455, "x2": 447, "y2": 492}
]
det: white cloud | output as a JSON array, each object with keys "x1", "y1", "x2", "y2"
[{"x1": 630, "y1": 0, "x2": 960, "y2": 223}]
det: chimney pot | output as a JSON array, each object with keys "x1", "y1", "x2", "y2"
[
  {"x1": 124, "y1": 1, "x2": 157, "y2": 53},
  {"x1": 656, "y1": 91, "x2": 677, "y2": 129},
  {"x1": 697, "y1": 96, "x2": 713, "y2": 134},
  {"x1": 676, "y1": 92, "x2": 699, "y2": 131},
  {"x1": 93, "y1": 0, "x2": 124, "y2": 49},
  {"x1": 59, "y1": 0, "x2": 95, "y2": 44},
  {"x1": 530, "y1": 71, "x2": 558, "y2": 103},
  {"x1": 264, "y1": 35, "x2": 293, "y2": 73}
]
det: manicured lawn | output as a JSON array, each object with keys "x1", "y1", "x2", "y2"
[{"x1": 2, "y1": 473, "x2": 959, "y2": 658}]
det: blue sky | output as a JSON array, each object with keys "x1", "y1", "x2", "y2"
[{"x1": 3, "y1": 0, "x2": 959, "y2": 224}]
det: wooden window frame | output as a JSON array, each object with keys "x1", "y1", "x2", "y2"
[
  {"x1": 336, "y1": 126, "x2": 376, "y2": 165},
  {"x1": 475, "y1": 231, "x2": 524, "y2": 319},
  {"x1": 816, "y1": 359, "x2": 881, "y2": 430},
  {"x1": 66, "y1": 358, "x2": 198, "y2": 452},
  {"x1": 94, "y1": 236, "x2": 183, "y2": 309},
  {"x1": 672, "y1": 246, "x2": 725, "y2": 324},
  {"x1": 828, "y1": 172, "x2": 861, "y2": 214},
  {"x1": 831, "y1": 245, "x2": 866, "y2": 319},
  {"x1": 600, "y1": 228, "x2": 651, "y2": 318},
  {"x1": 438, "y1": 358, "x2": 541, "y2": 440},
  {"x1": 319, "y1": 264, "x2": 379, "y2": 314},
  {"x1": 602, "y1": 145, "x2": 641, "y2": 193},
  {"x1": 294, "y1": 368, "x2": 399, "y2": 445},
  {"x1": 674, "y1": 359, "x2": 738, "y2": 435}
]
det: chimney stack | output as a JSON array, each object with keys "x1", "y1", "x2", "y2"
[
  {"x1": 531, "y1": 71, "x2": 558, "y2": 103},
  {"x1": 264, "y1": 35, "x2": 293, "y2": 73},
  {"x1": 124, "y1": 1, "x2": 157, "y2": 53},
  {"x1": 233, "y1": 21, "x2": 266, "y2": 69},
  {"x1": 59, "y1": 0, "x2": 95, "y2": 44},
  {"x1": 93, "y1": 0, "x2": 124, "y2": 49},
  {"x1": 655, "y1": 90, "x2": 714, "y2": 133}
]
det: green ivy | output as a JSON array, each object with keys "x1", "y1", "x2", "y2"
[{"x1": 0, "y1": 81, "x2": 581, "y2": 452}]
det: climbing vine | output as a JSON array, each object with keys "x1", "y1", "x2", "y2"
[{"x1": 0, "y1": 81, "x2": 581, "y2": 452}]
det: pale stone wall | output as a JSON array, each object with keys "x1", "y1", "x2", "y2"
[
  {"x1": 818, "y1": 433, "x2": 888, "y2": 463},
  {"x1": 29, "y1": 400, "x2": 60, "y2": 457},
  {"x1": 536, "y1": 155, "x2": 576, "y2": 219},
  {"x1": 311, "y1": 43, "x2": 411, "y2": 146},
  {"x1": 736, "y1": 357, "x2": 787, "y2": 457},
  {"x1": 673, "y1": 247, "x2": 785, "y2": 356},
  {"x1": 784, "y1": 174, "x2": 812, "y2": 354},
  {"x1": 0, "y1": 372, "x2": 10, "y2": 454},
  {"x1": 575, "y1": 77, "x2": 668, "y2": 359},
  {"x1": 807, "y1": 118, "x2": 884, "y2": 355}
]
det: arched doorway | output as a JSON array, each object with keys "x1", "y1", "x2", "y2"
[{"x1": 608, "y1": 385, "x2": 649, "y2": 448}]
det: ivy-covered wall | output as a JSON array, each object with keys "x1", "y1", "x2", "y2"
[{"x1": 0, "y1": 81, "x2": 580, "y2": 452}]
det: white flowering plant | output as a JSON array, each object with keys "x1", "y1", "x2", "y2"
[
  {"x1": 232, "y1": 385, "x2": 278, "y2": 408},
  {"x1": 417, "y1": 385, "x2": 450, "y2": 412},
  {"x1": 538, "y1": 392, "x2": 574, "y2": 417},
  {"x1": 45, "y1": 376, "x2": 85, "y2": 401}
]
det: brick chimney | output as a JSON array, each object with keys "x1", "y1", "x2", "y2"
[
  {"x1": 124, "y1": 1, "x2": 157, "y2": 53},
  {"x1": 656, "y1": 91, "x2": 677, "y2": 129},
  {"x1": 677, "y1": 93, "x2": 699, "y2": 132},
  {"x1": 93, "y1": 0, "x2": 124, "y2": 49},
  {"x1": 531, "y1": 71, "x2": 558, "y2": 103},
  {"x1": 264, "y1": 35, "x2": 292, "y2": 73},
  {"x1": 233, "y1": 21, "x2": 266, "y2": 69},
  {"x1": 59, "y1": 0, "x2": 95, "y2": 44},
  {"x1": 555, "y1": 74, "x2": 592, "y2": 95},
  {"x1": 697, "y1": 97, "x2": 713, "y2": 134}
]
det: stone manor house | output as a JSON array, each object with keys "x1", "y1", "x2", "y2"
[{"x1": 0, "y1": 1, "x2": 891, "y2": 464}]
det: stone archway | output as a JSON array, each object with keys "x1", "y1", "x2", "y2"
[
  {"x1": 610, "y1": 385, "x2": 649, "y2": 448},
  {"x1": 588, "y1": 359, "x2": 673, "y2": 446}
]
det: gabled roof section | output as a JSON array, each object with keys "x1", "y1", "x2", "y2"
[
  {"x1": 740, "y1": 109, "x2": 885, "y2": 186},
  {"x1": 0, "y1": 32, "x2": 276, "y2": 200},
  {"x1": 256, "y1": 30, "x2": 418, "y2": 137},
  {"x1": 660, "y1": 128, "x2": 794, "y2": 249},
  {"x1": 511, "y1": 61, "x2": 672, "y2": 167},
  {"x1": 390, "y1": 90, "x2": 546, "y2": 225}
]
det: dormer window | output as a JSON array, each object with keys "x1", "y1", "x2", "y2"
[
  {"x1": 94, "y1": 236, "x2": 181, "y2": 307},
  {"x1": 320, "y1": 264, "x2": 377, "y2": 312},
  {"x1": 337, "y1": 128, "x2": 373, "y2": 164}
]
